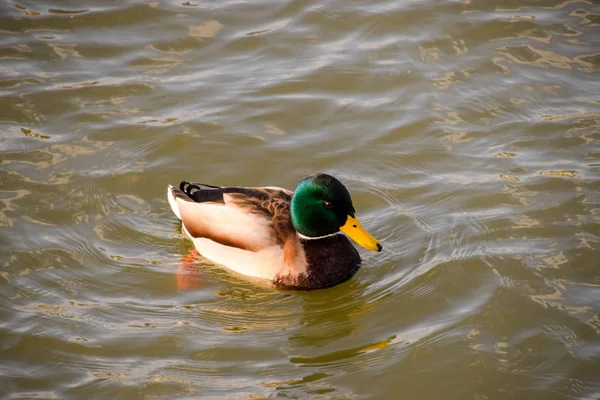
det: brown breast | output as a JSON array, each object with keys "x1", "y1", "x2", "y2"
[{"x1": 273, "y1": 234, "x2": 361, "y2": 290}]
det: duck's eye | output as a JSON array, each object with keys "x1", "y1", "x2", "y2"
[{"x1": 323, "y1": 201, "x2": 334, "y2": 209}]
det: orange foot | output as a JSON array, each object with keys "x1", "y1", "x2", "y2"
[{"x1": 177, "y1": 249, "x2": 201, "y2": 290}]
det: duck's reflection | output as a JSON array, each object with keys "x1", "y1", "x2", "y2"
[{"x1": 176, "y1": 249, "x2": 202, "y2": 291}]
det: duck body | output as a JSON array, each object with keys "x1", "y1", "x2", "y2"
[{"x1": 167, "y1": 174, "x2": 381, "y2": 290}]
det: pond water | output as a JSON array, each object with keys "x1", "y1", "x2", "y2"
[{"x1": 1, "y1": 0, "x2": 599, "y2": 399}]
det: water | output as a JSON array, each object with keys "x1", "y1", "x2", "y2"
[{"x1": 1, "y1": 0, "x2": 599, "y2": 398}]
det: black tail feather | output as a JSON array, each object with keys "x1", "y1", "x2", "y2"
[{"x1": 179, "y1": 181, "x2": 226, "y2": 203}]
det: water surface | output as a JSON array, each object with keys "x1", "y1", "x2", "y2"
[{"x1": 1, "y1": 0, "x2": 599, "y2": 398}]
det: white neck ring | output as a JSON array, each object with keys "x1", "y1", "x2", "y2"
[{"x1": 297, "y1": 231, "x2": 343, "y2": 240}]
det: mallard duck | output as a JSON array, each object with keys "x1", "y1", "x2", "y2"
[{"x1": 167, "y1": 173, "x2": 382, "y2": 290}]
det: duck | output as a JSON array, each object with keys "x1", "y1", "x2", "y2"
[{"x1": 167, "y1": 173, "x2": 382, "y2": 290}]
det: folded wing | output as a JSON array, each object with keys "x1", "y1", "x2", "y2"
[{"x1": 167, "y1": 182, "x2": 294, "y2": 252}]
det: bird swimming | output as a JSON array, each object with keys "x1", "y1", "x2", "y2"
[{"x1": 167, "y1": 173, "x2": 382, "y2": 290}]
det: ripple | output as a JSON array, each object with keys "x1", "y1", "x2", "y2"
[{"x1": 2, "y1": 0, "x2": 599, "y2": 398}]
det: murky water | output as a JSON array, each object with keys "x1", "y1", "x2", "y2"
[{"x1": 1, "y1": 0, "x2": 599, "y2": 398}]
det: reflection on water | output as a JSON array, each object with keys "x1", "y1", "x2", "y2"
[{"x1": 1, "y1": 0, "x2": 599, "y2": 398}]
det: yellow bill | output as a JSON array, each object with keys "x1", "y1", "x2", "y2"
[{"x1": 340, "y1": 215, "x2": 382, "y2": 252}]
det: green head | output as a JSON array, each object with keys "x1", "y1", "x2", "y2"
[{"x1": 290, "y1": 174, "x2": 382, "y2": 252}]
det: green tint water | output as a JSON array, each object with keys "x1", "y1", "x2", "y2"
[{"x1": 1, "y1": 0, "x2": 599, "y2": 398}]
